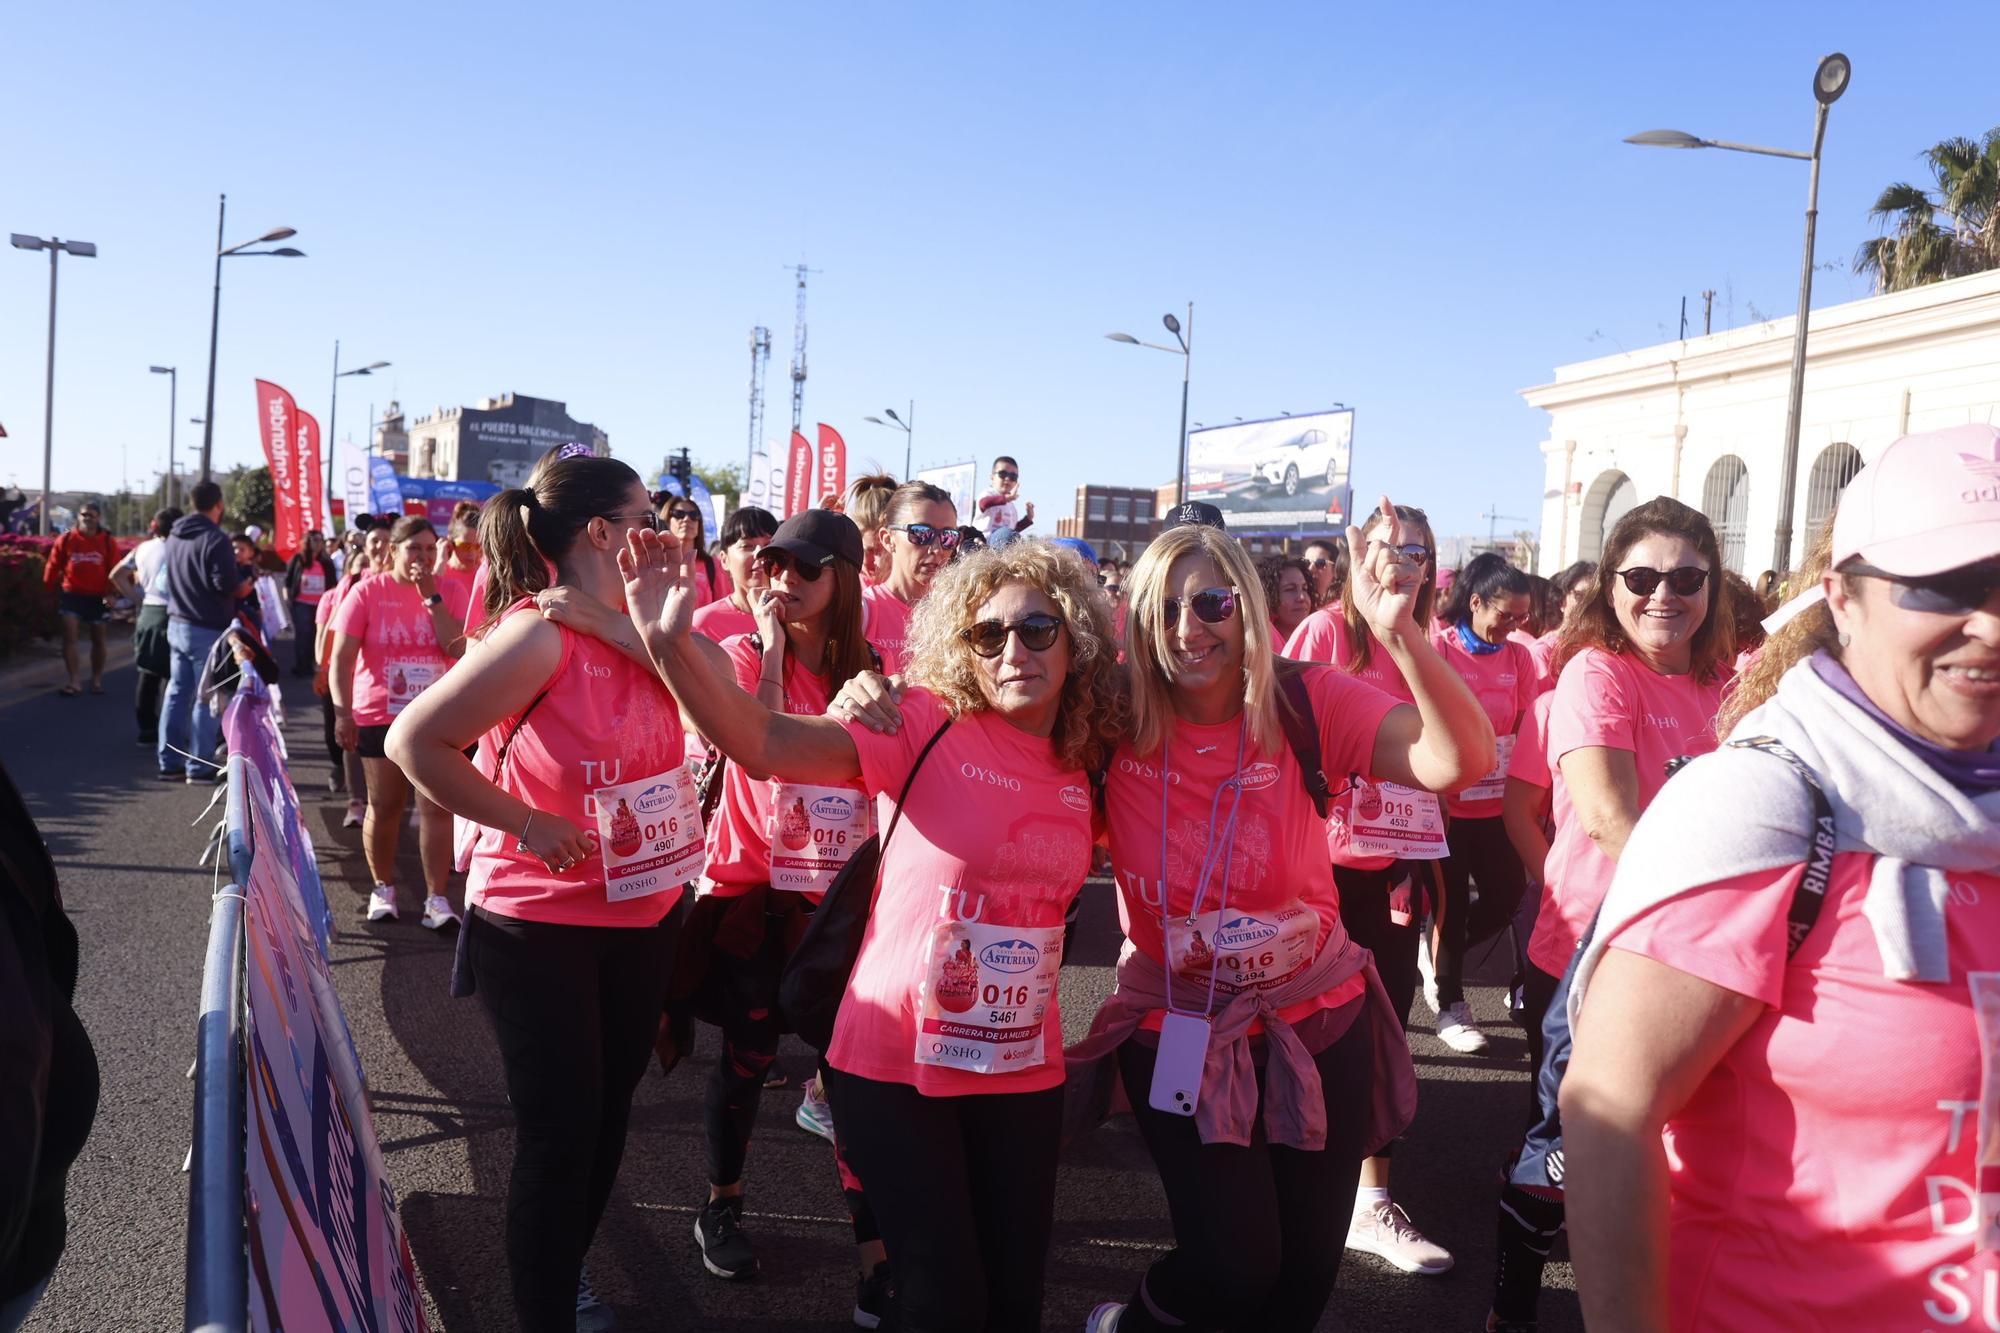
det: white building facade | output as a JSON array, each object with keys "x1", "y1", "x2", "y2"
[{"x1": 1525, "y1": 268, "x2": 2000, "y2": 578}]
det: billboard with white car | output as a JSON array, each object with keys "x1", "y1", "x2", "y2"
[{"x1": 1185, "y1": 408, "x2": 1354, "y2": 535}]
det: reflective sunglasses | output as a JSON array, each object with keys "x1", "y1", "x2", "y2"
[
  {"x1": 666, "y1": 507, "x2": 701, "y2": 522},
  {"x1": 1381, "y1": 542, "x2": 1431, "y2": 564},
  {"x1": 602, "y1": 509, "x2": 661, "y2": 531},
  {"x1": 1306, "y1": 556, "x2": 1335, "y2": 571},
  {"x1": 995, "y1": 469, "x2": 1019, "y2": 482},
  {"x1": 1848, "y1": 559, "x2": 2000, "y2": 616},
  {"x1": 1613, "y1": 565, "x2": 1709, "y2": 598},
  {"x1": 1162, "y1": 586, "x2": 1239, "y2": 626},
  {"x1": 962, "y1": 612, "x2": 1065, "y2": 658},
  {"x1": 890, "y1": 523, "x2": 963, "y2": 550},
  {"x1": 755, "y1": 548, "x2": 825, "y2": 582}
]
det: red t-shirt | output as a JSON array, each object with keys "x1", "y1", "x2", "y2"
[
  {"x1": 832, "y1": 689, "x2": 1093, "y2": 1097},
  {"x1": 1528, "y1": 647, "x2": 1724, "y2": 976},
  {"x1": 45, "y1": 529, "x2": 118, "y2": 597},
  {"x1": 1606, "y1": 854, "x2": 2000, "y2": 1331},
  {"x1": 1103, "y1": 664, "x2": 1398, "y2": 1031},
  {"x1": 699, "y1": 634, "x2": 873, "y2": 899},
  {"x1": 1431, "y1": 623, "x2": 1537, "y2": 819},
  {"x1": 332, "y1": 575, "x2": 471, "y2": 728},
  {"x1": 860, "y1": 583, "x2": 917, "y2": 676}
]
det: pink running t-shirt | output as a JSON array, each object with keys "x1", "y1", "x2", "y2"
[
  {"x1": 1285, "y1": 607, "x2": 1416, "y2": 870},
  {"x1": 1515, "y1": 629, "x2": 1560, "y2": 693},
  {"x1": 1604, "y1": 854, "x2": 2000, "y2": 1331},
  {"x1": 692, "y1": 596, "x2": 757, "y2": 645},
  {"x1": 860, "y1": 583, "x2": 918, "y2": 676},
  {"x1": 1102, "y1": 664, "x2": 1398, "y2": 1032},
  {"x1": 1527, "y1": 647, "x2": 1724, "y2": 976},
  {"x1": 832, "y1": 688, "x2": 1093, "y2": 1097},
  {"x1": 1507, "y1": 689, "x2": 1556, "y2": 790},
  {"x1": 699, "y1": 633, "x2": 870, "y2": 900},
  {"x1": 332, "y1": 575, "x2": 471, "y2": 727},
  {"x1": 1431, "y1": 623, "x2": 1537, "y2": 819},
  {"x1": 465, "y1": 604, "x2": 690, "y2": 928}
]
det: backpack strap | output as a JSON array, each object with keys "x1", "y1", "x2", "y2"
[
  {"x1": 1273, "y1": 658, "x2": 1332, "y2": 819},
  {"x1": 1725, "y1": 735, "x2": 1837, "y2": 960}
]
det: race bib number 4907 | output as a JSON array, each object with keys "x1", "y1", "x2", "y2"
[{"x1": 593, "y1": 764, "x2": 704, "y2": 901}]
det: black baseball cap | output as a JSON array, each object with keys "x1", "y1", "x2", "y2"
[
  {"x1": 1164, "y1": 501, "x2": 1228, "y2": 531},
  {"x1": 769, "y1": 508, "x2": 863, "y2": 570}
]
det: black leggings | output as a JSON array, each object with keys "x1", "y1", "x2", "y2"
[
  {"x1": 136, "y1": 670, "x2": 164, "y2": 744},
  {"x1": 1113, "y1": 1012, "x2": 1376, "y2": 1333},
  {"x1": 1436, "y1": 815, "x2": 1530, "y2": 1008},
  {"x1": 823, "y1": 1067, "x2": 1063, "y2": 1333},
  {"x1": 702, "y1": 903, "x2": 791, "y2": 1188},
  {"x1": 1334, "y1": 862, "x2": 1420, "y2": 1028},
  {"x1": 467, "y1": 905, "x2": 677, "y2": 1333}
]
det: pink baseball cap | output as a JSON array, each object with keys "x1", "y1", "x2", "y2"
[{"x1": 1832, "y1": 424, "x2": 2000, "y2": 576}]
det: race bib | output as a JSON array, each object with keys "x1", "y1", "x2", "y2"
[
  {"x1": 1463, "y1": 732, "x2": 1517, "y2": 804},
  {"x1": 1166, "y1": 899, "x2": 1319, "y2": 996},
  {"x1": 593, "y1": 764, "x2": 705, "y2": 901},
  {"x1": 1347, "y1": 778, "x2": 1447, "y2": 859},
  {"x1": 299, "y1": 568, "x2": 326, "y2": 602},
  {"x1": 916, "y1": 911, "x2": 1064, "y2": 1075},
  {"x1": 768, "y1": 782, "x2": 875, "y2": 893},
  {"x1": 384, "y1": 659, "x2": 441, "y2": 717}
]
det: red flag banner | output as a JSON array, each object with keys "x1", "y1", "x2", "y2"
[
  {"x1": 785, "y1": 431, "x2": 815, "y2": 519},
  {"x1": 815, "y1": 424, "x2": 848, "y2": 507},
  {"x1": 255, "y1": 380, "x2": 307, "y2": 559},
  {"x1": 294, "y1": 409, "x2": 324, "y2": 558}
]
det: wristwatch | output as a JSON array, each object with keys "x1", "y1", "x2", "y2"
[{"x1": 425, "y1": 592, "x2": 444, "y2": 608}]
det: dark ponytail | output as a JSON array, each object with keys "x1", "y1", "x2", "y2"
[
  {"x1": 1437, "y1": 551, "x2": 1530, "y2": 627},
  {"x1": 479, "y1": 447, "x2": 641, "y2": 631}
]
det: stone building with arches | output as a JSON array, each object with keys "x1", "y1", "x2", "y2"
[{"x1": 1525, "y1": 267, "x2": 2000, "y2": 579}]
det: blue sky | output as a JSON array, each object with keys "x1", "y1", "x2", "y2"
[{"x1": 3, "y1": 2, "x2": 1991, "y2": 542}]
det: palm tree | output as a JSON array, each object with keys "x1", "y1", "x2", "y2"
[{"x1": 1856, "y1": 128, "x2": 2000, "y2": 293}]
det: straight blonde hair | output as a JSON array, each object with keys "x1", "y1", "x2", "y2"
[{"x1": 1124, "y1": 525, "x2": 1284, "y2": 761}]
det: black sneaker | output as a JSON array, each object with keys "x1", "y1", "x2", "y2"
[
  {"x1": 854, "y1": 1262, "x2": 893, "y2": 1329},
  {"x1": 575, "y1": 1266, "x2": 617, "y2": 1332},
  {"x1": 693, "y1": 1196, "x2": 758, "y2": 1280}
]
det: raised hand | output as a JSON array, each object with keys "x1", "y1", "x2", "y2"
[
  {"x1": 750, "y1": 586, "x2": 787, "y2": 645},
  {"x1": 618, "y1": 527, "x2": 697, "y2": 654},
  {"x1": 1344, "y1": 495, "x2": 1425, "y2": 645}
]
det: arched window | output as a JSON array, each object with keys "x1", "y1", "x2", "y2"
[
  {"x1": 1579, "y1": 470, "x2": 1638, "y2": 562},
  {"x1": 1701, "y1": 455, "x2": 1751, "y2": 573},
  {"x1": 1804, "y1": 443, "x2": 1863, "y2": 551}
]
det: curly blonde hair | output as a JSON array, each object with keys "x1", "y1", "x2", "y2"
[{"x1": 902, "y1": 541, "x2": 1127, "y2": 772}]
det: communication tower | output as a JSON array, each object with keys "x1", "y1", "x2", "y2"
[
  {"x1": 786, "y1": 262, "x2": 820, "y2": 434},
  {"x1": 747, "y1": 326, "x2": 771, "y2": 476}
]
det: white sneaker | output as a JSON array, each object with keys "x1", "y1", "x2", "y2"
[
  {"x1": 1417, "y1": 933, "x2": 1440, "y2": 1014},
  {"x1": 343, "y1": 801, "x2": 364, "y2": 829},
  {"x1": 366, "y1": 885, "x2": 400, "y2": 922},
  {"x1": 1436, "y1": 1000, "x2": 1489, "y2": 1054},
  {"x1": 421, "y1": 894, "x2": 460, "y2": 930},
  {"x1": 1085, "y1": 1302, "x2": 1125, "y2": 1332},
  {"x1": 1345, "y1": 1199, "x2": 1455, "y2": 1275}
]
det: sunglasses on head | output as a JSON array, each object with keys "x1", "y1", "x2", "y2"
[
  {"x1": 1613, "y1": 565, "x2": 1710, "y2": 598},
  {"x1": 1848, "y1": 559, "x2": 2000, "y2": 616},
  {"x1": 962, "y1": 612, "x2": 1064, "y2": 658},
  {"x1": 995, "y1": 470, "x2": 1018, "y2": 482},
  {"x1": 756, "y1": 548, "x2": 825, "y2": 582},
  {"x1": 890, "y1": 523, "x2": 963, "y2": 550},
  {"x1": 1162, "y1": 586, "x2": 1239, "y2": 626}
]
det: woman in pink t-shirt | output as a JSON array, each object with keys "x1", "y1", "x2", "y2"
[
  {"x1": 1073, "y1": 510, "x2": 1493, "y2": 1333},
  {"x1": 657, "y1": 492, "x2": 725, "y2": 609},
  {"x1": 1561, "y1": 425, "x2": 2000, "y2": 1332},
  {"x1": 1484, "y1": 496, "x2": 1732, "y2": 1333},
  {"x1": 1429, "y1": 552, "x2": 1539, "y2": 1056},
  {"x1": 624, "y1": 528, "x2": 1120, "y2": 1333},
  {"x1": 315, "y1": 526, "x2": 387, "y2": 823},
  {"x1": 688, "y1": 505, "x2": 777, "y2": 644},
  {"x1": 844, "y1": 473, "x2": 898, "y2": 586},
  {"x1": 433, "y1": 499, "x2": 483, "y2": 609},
  {"x1": 330, "y1": 516, "x2": 470, "y2": 929},
  {"x1": 860, "y1": 479, "x2": 959, "y2": 674},
  {"x1": 386, "y1": 450, "x2": 687, "y2": 1332}
]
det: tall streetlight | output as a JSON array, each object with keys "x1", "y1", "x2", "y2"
[
  {"x1": 10, "y1": 233, "x2": 97, "y2": 536},
  {"x1": 1626, "y1": 52, "x2": 1850, "y2": 573},
  {"x1": 149, "y1": 366, "x2": 178, "y2": 509},
  {"x1": 198, "y1": 194, "x2": 304, "y2": 483},
  {"x1": 1106, "y1": 303, "x2": 1194, "y2": 506},
  {"x1": 328, "y1": 341, "x2": 389, "y2": 516},
  {"x1": 862, "y1": 402, "x2": 915, "y2": 478}
]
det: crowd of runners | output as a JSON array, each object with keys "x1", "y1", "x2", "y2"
[{"x1": 21, "y1": 424, "x2": 2000, "y2": 1333}]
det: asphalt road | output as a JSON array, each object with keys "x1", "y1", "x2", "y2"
[{"x1": 7, "y1": 660, "x2": 1581, "y2": 1333}]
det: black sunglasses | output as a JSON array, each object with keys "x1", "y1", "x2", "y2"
[
  {"x1": 890, "y1": 523, "x2": 963, "y2": 550},
  {"x1": 962, "y1": 612, "x2": 1065, "y2": 658},
  {"x1": 1613, "y1": 566, "x2": 1710, "y2": 598},
  {"x1": 1848, "y1": 559, "x2": 2000, "y2": 616},
  {"x1": 665, "y1": 507, "x2": 701, "y2": 522},
  {"x1": 1305, "y1": 556, "x2": 1334, "y2": 570},
  {"x1": 602, "y1": 509, "x2": 661, "y2": 531},
  {"x1": 756, "y1": 548, "x2": 824, "y2": 582},
  {"x1": 995, "y1": 469, "x2": 1019, "y2": 482},
  {"x1": 1162, "y1": 586, "x2": 1239, "y2": 626}
]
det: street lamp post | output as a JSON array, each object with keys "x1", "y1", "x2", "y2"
[
  {"x1": 1106, "y1": 303, "x2": 1194, "y2": 506},
  {"x1": 197, "y1": 194, "x2": 304, "y2": 484},
  {"x1": 149, "y1": 366, "x2": 178, "y2": 510},
  {"x1": 862, "y1": 402, "x2": 915, "y2": 478},
  {"x1": 328, "y1": 341, "x2": 389, "y2": 521},
  {"x1": 10, "y1": 233, "x2": 98, "y2": 536},
  {"x1": 1626, "y1": 52, "x2": 1850, "y2": 573}
]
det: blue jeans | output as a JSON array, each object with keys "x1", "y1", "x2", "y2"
[
  {"x1": 0, "y1": 1272, "x2": 52, "y2": 1333},
  {"x1": 159, "y1": 619, "x2": 224, "y2": 776}
]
